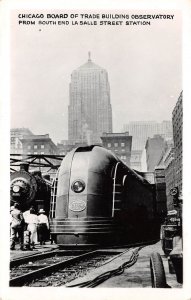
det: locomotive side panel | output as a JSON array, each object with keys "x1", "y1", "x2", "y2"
[
  {"x1": 55, "y1": 149, "x2": 76, "y2": 219},
  {"x1": 33, "y1": 174, "x2": 51, "y2": 214},
  {"x1": 55, "y1": 173, "x2": 70, "y2": 218},
  {"x1": 123, "y1": 175, "x2": 154, "y2": 219},
  {"x1": 121, "y1": 173, "x2": 160, "y2": 240}
]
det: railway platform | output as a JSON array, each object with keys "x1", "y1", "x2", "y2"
[
  {"x1": 66, "y1": 241, "x2": 182, "y2": 288},
  {"x1": 10, "y1": 242, "x2": 59, "y2": 260}
]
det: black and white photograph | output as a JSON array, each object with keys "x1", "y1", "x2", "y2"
[{"x1": 0, "y1": 0, "x2": 191, "y2": 299}]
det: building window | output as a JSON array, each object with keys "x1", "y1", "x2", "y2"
[
  {"x1": 114, "y1": 143, "x2": 118, "y2": 147},
  {"x1": 108, "y1": 143, "x2": 111, "y2": 148},
  {"x1": 27, "y1": 152, "x2": 31, "y2": 155},
  {"x1": 121, "y1": 149, "x2": 125, "y2": 152},
  {"x1": 34, "y1": 152, "x2": 38, "y2": 155},
  {"x1": 121, "y1": 142, "x2": 125, "y2": 147},
  {"x1": 41, "y1": 152, "x2": 44, "y2": 155},
  {"x1": 34, "y1": 145, "x2": 38, "y2": 149},
  {"x1": 27, "y1": 145, "x2": 31, "y2": 149},
  {"x1": 41, "y1": 145, "x2": 44, "y2": 149}
]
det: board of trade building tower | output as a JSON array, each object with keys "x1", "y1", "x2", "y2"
[{"x1": 68, "y1": 53, "x2": 112, "y2": 145}]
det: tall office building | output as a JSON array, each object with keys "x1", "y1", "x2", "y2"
[
  {"x1": 145, "y1": 135, "x2": 167, "y2": 172},
  {"x1": 123, "y1": 121, "x2": 173, "y2": 171},
  {"x1": 68, "y1": 53, "x2": 112, "y2": 144},
  {"x1": 123, "y1": 121, "x2": 173, "y2": 151}
]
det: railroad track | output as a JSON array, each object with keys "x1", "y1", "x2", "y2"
[
  {"x1": 10, "y1": 249, "x2": 85, "y2": 268},
  {"x1": 10, "y1": 249, "x2": 120, "y2": 287},
  {"x1": 10, "y1": 240, "x2": 158, "y2": 287}
]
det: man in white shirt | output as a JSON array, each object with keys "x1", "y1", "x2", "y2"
[
  {"x1": 25, "y1": 207, "x2": 38, "y2": 248},
  {"x1": 37, "y1": 209, "x2": 49, "y2": 245}
]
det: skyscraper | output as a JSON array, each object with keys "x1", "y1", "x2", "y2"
[
  {"x1": 68, "y1": 53, "x2": 112, "y2": 144},
  {"x1": 123, "y1": 121, "x2": 173, "y2": 151},
  {"x1": 123, "y1": 121, "x2": 173, "y2": 171},
  {"x1": 145, "y1": 135, "x2": 167, "y2": 172}
]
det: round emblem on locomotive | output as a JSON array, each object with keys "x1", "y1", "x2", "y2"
[{"x1": 69, "y1": 200, "x2": 86, "y2": 212}]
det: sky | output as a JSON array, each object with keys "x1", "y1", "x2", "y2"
[{"x1": 11, "y1": 10, "x2": 182, "y2": 143}]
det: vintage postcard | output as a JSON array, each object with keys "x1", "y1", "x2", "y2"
[{"x1": 0, "y1": 0, "x2": 191, "y2": 300}]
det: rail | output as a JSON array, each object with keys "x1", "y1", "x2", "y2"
[
  {"x1": 10, "y1": 239, "x2": 159, "y2": 287},
  {"x1": 10, "y1": 250, "x2": 99, "y2": 286}
]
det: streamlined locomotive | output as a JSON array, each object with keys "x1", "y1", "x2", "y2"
[
  {"x1": 50, "y1": 146, "x2": 166, "y2": 247},
  {"x1": 10, "y1": 163, "x2": 51, "y2": 213}
]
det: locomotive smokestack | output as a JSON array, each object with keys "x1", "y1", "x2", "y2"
[{"x1": 20, "y1": 163, "x2": 29, "y2": 172}]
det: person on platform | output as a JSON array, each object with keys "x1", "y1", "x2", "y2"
[
  {"x1": 10, "y1": 203, "x2": 24, "y2": 250},
  {"x1": 10, "y1": 206, "x2": 14, "y2": 227},
  {"x1": 23, "y1": 208, "x2": 31, "y2": 223},
  {"x1": 25, "y1": 207, "x2": 38, "y2": 249},
  {"x1": 37, "y1": 209, "x2": 49, "y2": 245}
]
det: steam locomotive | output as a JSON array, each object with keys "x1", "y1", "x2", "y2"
[
  {"x1": 50, "y1": 145, "x2": 167, "y2": 247},
  {"x1": 10, "y1": 163, "x2": 51, "y2": 213}
]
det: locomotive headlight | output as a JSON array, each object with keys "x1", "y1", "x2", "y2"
[
  {"x1": 71, "y1": 180, "x2": 85, "y2": 193},
  {"x1": 13, "y1": 185, "x2": 20, "y2": 193}
]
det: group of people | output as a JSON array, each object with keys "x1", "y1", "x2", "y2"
[{"x1": 10, "y1": 203, "x2": 50, "y2": 250}]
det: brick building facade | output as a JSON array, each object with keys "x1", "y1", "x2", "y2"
[
  {"x1": 20, "y1": 134, "x2": 58, "y2": 155},
  {"x1": 100, "y1": 132, "x2": 132, "y2": 166},
  {"x1": 172, "y1": 91, "x2": 183, "y2": 194}
]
